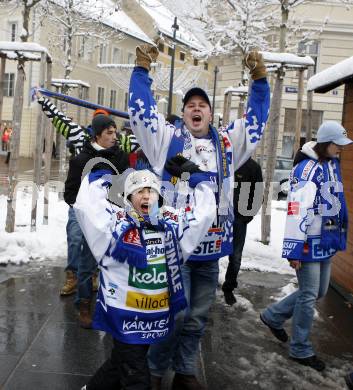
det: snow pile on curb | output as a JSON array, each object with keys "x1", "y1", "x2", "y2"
[{"x1": 0, "y1": 189, "x2": 68, "y2": 264}]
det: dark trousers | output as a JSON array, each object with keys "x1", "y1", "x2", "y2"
[
  {"x1": 87, "y1": 338, "x2": 151, "y2": 390},
  {"x1": 222, "y1": 218, "x2": 247, "y2": 291}
]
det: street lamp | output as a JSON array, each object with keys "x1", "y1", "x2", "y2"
[
  {"x1": 167, "y1": 17, "x2": 179, "y2": 117},
  {"x1": 211, "y1": 65, "x2": 219, "y2": 126}
]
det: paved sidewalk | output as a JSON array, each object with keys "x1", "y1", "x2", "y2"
[{"x1": 0, "y1": 263, "x2": 352, "y2": 389}]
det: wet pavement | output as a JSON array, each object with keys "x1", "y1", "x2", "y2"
[{"x1": 0, "y1": 261, "x2": 352, "y2": 389}]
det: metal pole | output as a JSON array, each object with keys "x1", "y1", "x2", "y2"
[
  {"x1": 167, "y1": 17, "x2": 179, "y2": 116},
  {"x1": 211, "y1": 65, "x2": 219, "y2": 125}
]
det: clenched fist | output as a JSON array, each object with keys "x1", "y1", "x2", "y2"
[
  {"x1": 245, "y1": 51, "x2": 267, "y2": 80},
  {"x1": 135, "y1": 44, "x2": 159, "y2": 71}
]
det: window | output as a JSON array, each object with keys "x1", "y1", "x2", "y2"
[
  {"x1": 180, "y1": 52, "x2": 185, "y2": 61},
  {"x1": 168, "y1": 46, "x2": 173, "y2": 56},
  {"x1": 97, "y1": 87, "x2": 105, "y2": 105},
  {"x1": 193, "y1": 59, "x2": 198, "y2": 66},
  {"x1": 78, "y1": 37, "x2": 91, "y2": 60},
  {"x1": 124, "y1": 92, "x2": 129, "y2": 111},
  {"x1": 9, "y1": 22, "x2": 17, "y2": 41},
  {"x1": 112, "y1": 48, "x2": 121, "y2": 64},
  {"x1": 3, "y1": 73, "x2": 15, "y2": 97},
  {"x1": 158, "y1": 42, "x2": 164, "y2": 52},
  {"x1": 99, "y1": 44, "x2": 107, "y2": 64},
  {"x1": 204, "y1": 62, "x2": 208, "y2": 71},
  {"x1": 127, "y1": 52, "x2": 135, "y2": 64},
  {"x1": 110, "y1": 90, "x2": 117, "y2": 109},
  {"x1": 298, "y1": 41, "x2": 319, "y2": 73}
]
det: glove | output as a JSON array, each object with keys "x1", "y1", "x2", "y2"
[
  {"x1": 245, "y1": 51, "x2": 267, "y2": 80},
  {"x1": 165, "y1": 155, "x2": 202, "y2": 178},
  {"x1": 135, "y1": 44, "x2": 159, "y2": 71}
]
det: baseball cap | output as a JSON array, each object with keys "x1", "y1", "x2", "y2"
[
  {"x1": 182, "y1": 87, "x2": 211, "y2": 111},
  {"x1": 317, "y1": 121, "x2": 353, "y2": 146}
]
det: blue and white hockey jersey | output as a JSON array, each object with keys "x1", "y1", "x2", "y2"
[
  {"x1": 74, "y1": 172, "x2": 216, "y2": 344},
  {"x1": 282, "y1": 142, "x2": 348, "y2": 262},
  {"x1": 128, "y1": 67, "x2": 270, "y2": 261}
]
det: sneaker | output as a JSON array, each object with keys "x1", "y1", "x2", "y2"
[
  {"x1": 260, "y1": 313, "x2": 288, "y2": 343},
  {"x1": 172, "y1": 373, "x2": 206, "y2": 390},
  {"x1": 290, "y1": 355, "x2": 325, "y2": 372},
  {"x1": 60, "y1": 270, "x2": 77, "y2": 296},
  {"x1": 345, "y1": 371, "x2": 353, "y2": 390},
  {"x1": 223, "y1": 290, "x2": 237, "y2": 306}
]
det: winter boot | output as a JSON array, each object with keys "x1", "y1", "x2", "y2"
[
  {"x1": 172, "y1": 373, "x2": 207, "y2": 390},
  {"x1": 79, "y1": 299, "x2": 93, "y2": 329},
  {"x1": 150, "y1": 375, "x2": 162, "y2": 390},
  {"x1": 60, "y1": 270, "x2": 77, "y2": 296},
  {"x1": 92, "y1": 271, "x2": 99, "y2": 293},
  {"x1": 345, "y1": 372, "x2": 353, "y2": 390},
  {"x1": 290, "y1": 355, "x2": 325, "y2": 372}
]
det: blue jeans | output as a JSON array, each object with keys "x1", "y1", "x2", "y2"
[
  {"x1": 261, "y1": 260, "x2": 331, "y2": 358},
  {"x1": 65, "y1": 207, "x2": 82, "y2": 274},
  {"x1": 148, "y1": 260, "x2": 219, "y2": 376},
  {"x1": 222, "y1": 218, "x2": 247, "y2": 291},
  {"x1": 76, "y1": 236, "x2": 97, "y2": 303}
]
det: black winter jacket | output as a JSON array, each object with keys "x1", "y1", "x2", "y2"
[
  {"x1": 64, "y1": 141, "x2": 129, "y2": 206},
  {"x1": 234, "y1": 158, "x2": 263, "y2": 223}
]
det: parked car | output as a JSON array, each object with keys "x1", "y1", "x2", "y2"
[{"x1": 258, "y1": 156, "x2": 293, "y2": 197}]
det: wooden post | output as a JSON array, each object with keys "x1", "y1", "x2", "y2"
[
  {"x1": 293, "y1": 68, "x2": 305, "y2": 155},
  {"x1": 43, "y1": 60, "x2": 53, "y2": 225},
  {"x1": 0, "y1": 57, "x2": 6, "y2": 124},
  {"x1": 31, "y1": 52, "x2": 46, "y2": 232},
  {"x1": 58, "y1": 87, "x2": 67, "y2": 200},
  {"x1": 5, "y1": 59, "x2": 27, "y2": 232},
  {"x1": 261, "y1": 67, "x2": 285, "y2": 244},
  {"x1": 306, "y1": 67, "x2": 314, "y2": 142},
  {"x1": 222, "y1": 92, "x2": 231, "y2": 127},
  {"x1": 77, "y1": 85, "x2": 82, "y2": 124}
]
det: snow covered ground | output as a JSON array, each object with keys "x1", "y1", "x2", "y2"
[
  {"x1": 0, "y1": 189, "x2": 68, "y2": 265},
  {"x1": 0, "y1": 188, "x2": 294, "y2": 278}
]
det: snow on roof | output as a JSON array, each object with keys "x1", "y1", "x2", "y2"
[
  {"x1": 51, "y1": 0, "x2": 152, "y2": 44},
  {"x1": 0, "y1": 41, "x2": 51, "y2": 61},
  {"x1": 139, "y1": 0, "x2": 205, "y2": 50},
  {"x1": 224, "y1": 86, "x2": 248, "y2": 95},
  {"x1": 260, "y1": 51, "x2": 315, "y2": 67},
  {"x1": 104, "y1": 9, "x2": 153, "y2": 44},
  {"x1": 307, "y1": 56, "x2": 353, "y2": 93},
  {"x1": 51, "y1": 78, "x2": 90, "y2": 88}
]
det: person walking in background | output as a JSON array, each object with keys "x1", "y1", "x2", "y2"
[
  {"x1": 75, "y1": 169, "x2": 216, "y2": 390},
  {"x1": 222, "y1": 157, "x2": 263, "y2": 305},
  {"x1": 4, "y1": 127, "x2": 12, "y2": 164},
  {"x1": 260, "y1": 121, "x2": 352, "y2": 371}
]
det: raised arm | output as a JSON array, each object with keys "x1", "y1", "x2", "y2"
[
  {"x1": 226, "y1": 52, "x2": 270, "y2": 171},
  {"x1": 37, "y1": 94, "x2": 88, "y2": 152},
  {"x1": 128, "y1": 45, "x2": 174, "y2": 175}
]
